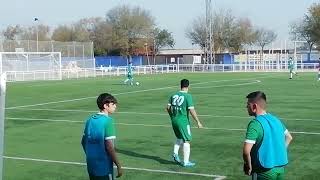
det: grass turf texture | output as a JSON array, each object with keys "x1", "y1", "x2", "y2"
[{"x1": 3, "y1": 72, "x2": 320, "y2": 180}]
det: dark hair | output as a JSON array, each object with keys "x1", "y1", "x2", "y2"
[
  {"x1": 97, "y1": 93, "x2": 118, "y2": 110},
  {"x1": 180, "y1": 79, "x2": 189, "y2": 88},
  {"x1": 246, "y1": 91, "x2": 267, "y2": 102}
]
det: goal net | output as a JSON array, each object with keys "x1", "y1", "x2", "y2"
[{"x1": 0, "y1": 52, "x2": 62, "y2": 81}]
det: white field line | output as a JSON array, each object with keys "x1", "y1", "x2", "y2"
[
  {"x1": 6, "y1": 76, "x2": 268, "y2": 110},
  {"x1": 193, "y1": 80, "x2": 260, "y2": 88},
  {"x1": 7, "y1": 108, "x2": 320, "y2": 122},
  {"x1": 7, "y1": 117, "x2": 320, "y2": 135},
  {"x1": 6, "y1": 86, "x2": 171, "y2": 110},
  {"x1": 3, "y1": 156, "x2": 227, "y2": 180}
]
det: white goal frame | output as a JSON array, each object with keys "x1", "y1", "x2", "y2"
[
  {"x1": 0, "y1": 52, "x2": 62, "y2": 81},
  {"x1": 0, "y1": 73, "x2": 6, "y2": 180}
]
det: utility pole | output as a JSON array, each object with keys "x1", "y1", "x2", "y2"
[
  {"x1": 34, "y1": 18, "x2": 39, "y2": 52},
  {"x1": 144, "y1": 43, "x2": 150, "y2": 65},
  {"x1": 205, "y1": 0, "x2": 214, "y2": 64}
]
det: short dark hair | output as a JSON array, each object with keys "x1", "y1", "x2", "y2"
[
  {"x1": 180, "y1": 79, "x2": 189, "y2": 88},
  {"x1": 97, "y1": 93, "x2": 118, "y2": 110},
  {"x1": 246, "y1": 91, "x2": 267, "y2": 103}
]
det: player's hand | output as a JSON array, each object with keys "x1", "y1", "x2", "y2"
[
  {"x1": 197, "y1": 121, "x2": 203, "y2": 128},
  {"x1": 243, "y1": 163, "x2": 252, "y2": 176},
  {"x1": 116, "y1": 166, "x2": 123, "y2": 178}
]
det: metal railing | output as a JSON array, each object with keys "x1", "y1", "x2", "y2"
[{"x1": 5, "y1": 63, "x2": 318, "y2": 82}]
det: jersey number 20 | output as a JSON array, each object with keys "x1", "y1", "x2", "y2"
[{"x1": 172, "y1": 95, "x2": 185, "y2": 106}]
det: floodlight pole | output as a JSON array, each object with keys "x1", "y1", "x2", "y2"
[
  {"x1": 34, "y1": 18, "x2": 39, "y2": 52},
  {"x1": 36, "y1": 27, "x2": 39, "y2": 52},
  {"x1": 293, "y1": 41, "x2": 296, "y2": 62},
  {"x1": 144, "y1": 43, "x2": 150, "y2": 65},
  {"x1": 205, "y1": 0, "x2": 214, "y2": 65},
  {"x1": 0, "y1": 53, "x2": 2, "y2": 75}
]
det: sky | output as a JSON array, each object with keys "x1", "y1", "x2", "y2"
[{"x1": 0, "y1": 0, "x2": 318, "y2": 49}]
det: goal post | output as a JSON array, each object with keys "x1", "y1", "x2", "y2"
[
  {"x1": 0, "y1": 52, "x2": 62, "y2": 81},
  {"x1": 292, "y1": 40, "x2": 312, "y2": 71},
  {"x1": 0, "y1": 73, "x2": 6, "y2": 180}
]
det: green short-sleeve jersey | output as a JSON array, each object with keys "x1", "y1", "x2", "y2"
[
  {"x1": 168, "y1": 91, "x2": 194, "y2": 125},
  {"x1": 104, "y1": 117, "x2": 116, "y2": 140},
  {"x1": 288, "y1": 60, "x2": 294, "y2": 70},
  {"x1": 127, "y1": 64, "x2": 133, "y2": 78},
  {"x1": 82, "y1": 113, "x2": 116, "y2": 176},
  {"x1": 245, "y1": 120, "x2": 264, "y2": 171}
]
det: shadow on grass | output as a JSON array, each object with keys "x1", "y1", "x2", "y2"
[
  {"x1": 117, "y1": 148, "x2": 176, "y2": 165},
  {"x1": 110, "y1": 83, "x2": 126, "y2": 86}
]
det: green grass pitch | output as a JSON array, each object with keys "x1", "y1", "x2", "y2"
[{"x1": 3, "y1": 72, "x2": 320, "y2": 180}]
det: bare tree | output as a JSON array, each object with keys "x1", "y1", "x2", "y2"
[
  {"x1": 306, "y1": 3, "x2": 320, "y2": 44},
  {"x1": 52, "y1": 24, "x2": 90, "y2": 42},
  {"x1": 185, "y1": 10, "x2": 257, "y2": 56},
  {"x1": 106, "y1": 5, "x2": 155, "y2": 61},
  {"x1": 255, "y1": 28, "x2": 277, "y2": 61},
  {"x1": 51, "y1": 25, "x2": 74, "y2": 41},
  {"x1": 212, "y1": 9, "x2": 236, "y2": 53},
  {"x1": 20, "y1": 24, "x2": 50, "y2": 41},
  {"x1": 290, "y1": 20, "x2": 314, "y2": 60},
  {"x1": 152, "y1": 28, "x2": 175, "y2": 64},
  {"x1": 92, "y1": 21, "x2": 113, "y2": 55},
  {"x1": 231, "y1": 18, "x2": 257, "y2": 52},
  {"x1": 185, "y1": 16, "x2": 207, "y2": 49},
  {"x1": 2, "y1": 25, "x2": 23, "y2": 40}
]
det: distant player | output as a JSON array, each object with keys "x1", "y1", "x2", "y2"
[
  {"x1": 288, "y1": 57, "x2": 297, "y2": 79},
  {"x1": 81, "y1": 93, "x2": 123, "y2": 180},
  {"x1": 166, "y1": 79, "x2": 203, "y2": 167},
  {"x1": 317, "y1": 58, "x2": 320, "y2": 81},
  {"x1": 124, "y1": 61, "x2": 134, "y2": 85}
]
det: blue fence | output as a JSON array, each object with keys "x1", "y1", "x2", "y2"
[{"x1": 95, "y1": 56, "x2": 143, "y2": 67}]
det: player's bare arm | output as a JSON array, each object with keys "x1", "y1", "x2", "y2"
[
  {"x1": 242, "y1": 142, "x2": 253, "y2": 175},
  {"x1": 189, "y1": 109, "x2": 203, "y2": 128},
  {"x1": 105, "y1": 140, "x2": 123, "y2": 178},
  {"x1": 166, "y1": 104, "x2": 172, "y2": 117},
  {"x1": 285, "y1": 131, "x2": 293, "y2": 148}
]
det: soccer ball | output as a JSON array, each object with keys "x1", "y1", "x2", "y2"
[{"x1": 135, "y1": 82, "x2": 140, "y2": 86}]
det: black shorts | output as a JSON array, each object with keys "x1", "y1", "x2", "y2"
[{"x1": 89, "y1": 173, "x2": 113, "y2": 180}]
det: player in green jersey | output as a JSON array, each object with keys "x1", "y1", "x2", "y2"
[
  {"x1": 288, "y1": 57, "x2": 297, "y2": 79},
  {"x1": 124, "y1": 61, "x2": 133, "y2": 85},
  {"x1": 243, "y1": 91, "x2": 293, "y2": 180},
  {"x1": 82, "y1": 93, "x2": 123, "y2": 180},
  {"x1": 166, "y1": 79, "x2": 203, "y2": 167},
  {"x1": 317, "y1": 58, "x2": 320, "y2": 81}
]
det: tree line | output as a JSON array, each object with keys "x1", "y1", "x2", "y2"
[
  {"x1": 185, "y1": 9, "x2": 276, "y2": 54},
  {"x1": 290, "y1": 3, "x2": 320, "y2": 53},
  {"x1": 1, "y1": 3, "x2": 320, "y2": 57},
  {"x1": 1, "y1": 5, "x2": 175, "y2": 58}
]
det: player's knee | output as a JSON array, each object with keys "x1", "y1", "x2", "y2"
[{"x1": 176, "y1": 139, "x2": 184, "y2": 145}]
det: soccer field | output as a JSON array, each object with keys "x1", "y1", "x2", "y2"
[{"x1": 3, "y1": 72, "x2": 320, "y2": 180}]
